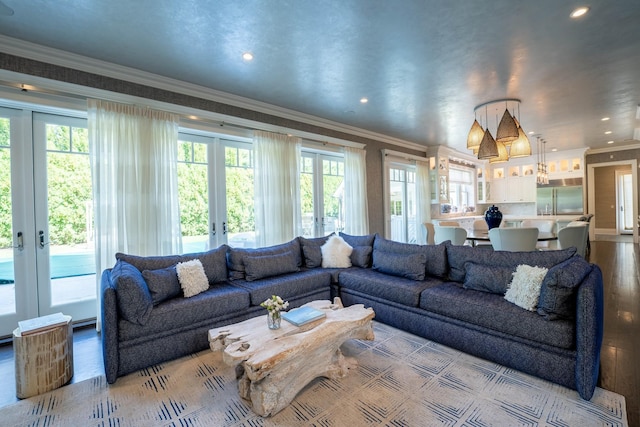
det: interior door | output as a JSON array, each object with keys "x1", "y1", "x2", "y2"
[{"x1": 616, "y1": 171, "x2": 633, "y2": 234}]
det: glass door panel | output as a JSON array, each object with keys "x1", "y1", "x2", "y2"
[
  {"x1": 300, "y1": 155, "x2": 315, "y2": 238},
  {"x1": 178, "y1": 136, "x2": 210, "y2": 253},
  {"x1": 0, "y1": 115, "x2": 15, "y2": 319},
  {"x1": 224, "y1": 143, "x2": 255, "y2": 247},
  {"x1": 34, "y1": 114, "x2": 96, "y2": 321},
  {"x1": 322, "y1": 158, "x2": 344, "y2": 235}
]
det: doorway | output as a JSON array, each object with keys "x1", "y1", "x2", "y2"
[{"x1": 616, "y1": 170, "x2": 634, "y2": 235}]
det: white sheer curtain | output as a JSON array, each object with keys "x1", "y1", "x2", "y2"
[
  {"x1": 88, "y1": 99, "x2": 181, "y2": 329},
  {"x1": 415, "y1": 160, "x2": 432, "y2": 244},
  {"x1": 343, "y1": 146, "x2": 369, "y2": 235},
  {"x1": 253, "y1": 130, "x2": 301, "y2": 247}
]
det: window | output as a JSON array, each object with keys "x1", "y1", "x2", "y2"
[
  {"x1": 224, "y1": 143, "x2": 255, "y2": 247},
  {"x1": 177, "y1": 137, "x2": 209, "y2": 253},
  {"x1": 448, "y1": 165, "x2": 475, "y2": 214}
]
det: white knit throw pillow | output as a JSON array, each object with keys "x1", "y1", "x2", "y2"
[
  {"x1": 321, "y1": 235, "x2": 353, "y2": 268},
  {"x1": 176, "y1": 259, "x2": 209, "y2": 297},
  {"x1": 504, "y1": 264, "x2": 548, "y2": 311}
]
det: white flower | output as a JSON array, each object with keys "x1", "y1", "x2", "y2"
[{"x1": 260, "y1": 295, "x2": 289, "y2": 313}]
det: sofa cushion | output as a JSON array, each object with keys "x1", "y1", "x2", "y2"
[
  {"x1": 142, "y1": 265, "x2": 181, "y2": 305},
  {"x1": 321, "y1": 235, "x2": 353, "y2": 268},
  {"x1": 339, "y1": 232, "x2": 375, "y2": 248},
  {"x1": 463, "y1": 262, "x2": 515, "y2": 294},
  {"x1": 504, "y1": 265, "x2": 548, "y2": 311},
  {"x1": 300, "y1": 234, "x2": 333, "y2": 268},
  {"x1": 244, "y1": 250, "x2": 300, "y2": 281},
  {"x1": 373, "y1": 250, "x2": 427, "y2": 280},
  {"x1": 176, "y1": 259, "x2": 209, "y2": 297},
  {"x1": 373, "y1": 235, "x2": 448, "y2": 279},
  {"x1": 116, "y1": 245, "x2": 229, "y2": 284},
  {"x1": 339, "y1": 269, "x2": 442, "y2": 307},
  {"x1": 446, "y1": 243, "x2": 577, "y2": 283},
  {"x1": 231, "y1": 269, "x2": 331, "y2": 306},
  {"x1": 227, "y1": 238, "x2": 302, "y2": 280},
  {"x1": 350, "y1": 246, "x2": 373, "y2": 268},
  {"x1": 118, "y1": 283, "x2": 251, "y2": 342},
  {"x1": 419, "y1": 282, "x2": 575, "y2": 349},
  {"x1": 111, "y1": 260, "x2": 153, "y2": 325},
  {"x1": 537, "y1": 256, "x2": 593, "y2": 320}
]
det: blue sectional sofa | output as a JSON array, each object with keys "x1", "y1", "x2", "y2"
[{"x1": 101, "y1": 233, "x2": 603, "y2": 400}]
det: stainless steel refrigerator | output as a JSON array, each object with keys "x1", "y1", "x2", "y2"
[{"x1": 536, "y1": 179, "x2": 584, "y2": 215}]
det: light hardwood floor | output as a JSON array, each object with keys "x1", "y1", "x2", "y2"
[{"x1": 0, "y1": 240, "x2": 638, "y2": 426}]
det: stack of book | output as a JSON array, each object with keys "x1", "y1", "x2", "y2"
[
  {"x1": 282, "y1": 306, "x2": 326, "y2": 326},
  {"x1": 18, "y1": 312, "x2": 68, "y2": 336}
]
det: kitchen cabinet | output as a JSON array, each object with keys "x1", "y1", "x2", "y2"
[{"x1": 488, "y1": 164, "x2": 535, "y2": 203}]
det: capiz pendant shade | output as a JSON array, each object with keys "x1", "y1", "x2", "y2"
[
  {"x1": 489, "y1": 140, "x2": 509, "y2": 163},
  {"x1": 509, "y1": 126, "x2": 532, "y2": 158},
  {"x1": 477, "y1": 128, "x2": 498, "y2": 159},
  {"x1": 466, "y1": 119, "x2": 485, "y2": 150},
  {"x1": 496, "y1": 108, "x2": 519, "y2": 144}
]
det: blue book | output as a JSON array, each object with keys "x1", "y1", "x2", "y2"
[{"x1": 282, "y1": 306, "x2": 326, "y2": 326}]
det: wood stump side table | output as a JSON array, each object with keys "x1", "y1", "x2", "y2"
[{"x1": 13, "y1": 315, "x2": 74, "y2": 399}]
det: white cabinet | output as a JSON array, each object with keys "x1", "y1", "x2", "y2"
[{"x1": 488, "y1": 165, "x2": 535, "y2": 203}]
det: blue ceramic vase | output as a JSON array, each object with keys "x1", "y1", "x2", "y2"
[{"x1": 484, "y1": 205, "x2": 503, "y2": 229}]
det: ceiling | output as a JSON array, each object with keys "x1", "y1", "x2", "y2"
[{"x1": 1, "y1": 0, "x2": 640, "y2": 154}]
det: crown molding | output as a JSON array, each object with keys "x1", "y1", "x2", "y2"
[
  {"x1": 586, "y1": 141, "x2": 640, "y2": 155},
  {"x1": 0, "y1": 35, "x2": 427, "y2": 152}
]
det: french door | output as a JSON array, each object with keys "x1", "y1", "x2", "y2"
[{"x1": 0, "y1": 109, "x2": 96, "y2": 337}]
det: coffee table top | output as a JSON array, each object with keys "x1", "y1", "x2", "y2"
[{"x1": 208, "y1": 298, "x2": 375, "y2": 369}]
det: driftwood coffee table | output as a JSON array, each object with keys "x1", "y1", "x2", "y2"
[{"x1": 208, "y1": 298, "x2": 375, "y2": 416}]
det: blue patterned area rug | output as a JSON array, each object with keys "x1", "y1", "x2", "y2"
[{"x1": 1, "y1": 322, "x2": 628, "y2": 426}]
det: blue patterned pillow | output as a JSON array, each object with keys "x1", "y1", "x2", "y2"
[
  {"x1": 179, "y1": 245, "x2": 229, "y2": 284},
  {"x1": 351, "y1": 246, "x2": 373, "y2": 268},
  {"x1": 244, "y1": 250, "x2": 300, "y2": 281},
  {"x1": 373, "y1": 250, "x2": 427, "y2": 280},
  {"x1": 537, "y1": 256, "x2": 593, "y2": 320},
  {"x1": 373, "y1": 235, "x2": 447, "y2": 278},
  {"x1": 111, "y1": 260, "x2": 153, "y2": 325},
  {"x1": 339, "y1": 232, "x2": 376, "y2": 248},
  {"x1": 142, "y1": 265, "x2": 181, "y2": 305},
  {"x1": 300, "y1": 234, "x2": 333, "y2": 268},
  {"x1": 446, "y1": 242, "x2": 577, "y2": 283},
  {"x1": 227, "y1": 239, "x2": 302, "y2": 280},
  {"x1": 463, "y1": 262, "x2": 515, "y2": 294}
]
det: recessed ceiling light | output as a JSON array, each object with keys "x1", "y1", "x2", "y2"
[
  {"x1": 607, "y1": 140, "x2": 615, "y2": 144},
  {"x1": 570, "y1": 7, "x2": 590, "y2": 18},
  {"x1": 360, "y1": 97, "x2": 368, "y2": 104},
  {"x1": 528, "y1": 131, "x2": 535, "y2": 135},
  {"x1": 551, "y1": 148, "x2": 558, "y2": 152},
  {"x1": 601, "y1": 117, "x2": 610, "y2": 121},
  {"x1": 242, "y1": 52, "x2": 254, "y2": 61},
  {"x1": 605, "y1": 131, "x2": 612, "y2": 134}
]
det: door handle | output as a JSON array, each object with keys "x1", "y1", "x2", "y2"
[
  {"x1": 15, "y1": 231, "x2": 24, "y2": 251},
  {"x1": 211, "y1": 222, "x2": 216, "y2": 236},
  {"x1": 38, "y1": 230, "x2": 47, "y2": 249},
  {"x1": 222, "y1": 222, "x2": 227, "y2": 235}
]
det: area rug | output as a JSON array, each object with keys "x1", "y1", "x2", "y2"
[{"x1": 1, "y1": 322, "x2": 627, "y2": 426}]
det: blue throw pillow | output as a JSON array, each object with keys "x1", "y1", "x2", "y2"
[
  {"x1": 373, "y1": 235, "x2": 447, "y2": 278},
  {"x1": 537, "y1": 255, "x2": 593, "y2": 320},
  {"x1": 350, "y1": 245, "x2": 373, "y2": 268},
  {"x1": 180, "y1": 244, "x2": 229, "y2": 284},
  {"x1": 111, "y1": 260, "x2": 153, "y2": 325},
  {"x1": 244, "y1": 250, "x2": 300, "y2": 281},
  {"x1": 339, "y1": 232, "x2": 375, "y2": 248},
  {"x1": 300, "y1": 234, "x2": 333, "y2": 268},
  {"x1": 463, "y1": 262, "x2": 515, "y2": 294},
  {"x1": 227, "y1": 238, "x2": 302, "y2": 280},
  {"x1": 373, "y1": 250, "x2": 427, "y2": 280},
  {"x1": 142, "y1": 265, "x2": 181, "y2": 305}
]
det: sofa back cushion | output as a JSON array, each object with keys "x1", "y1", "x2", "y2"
[
  {"x1": 537, "y1": 255, "x2": 593, "y2": 320},
  {"x1": 227, "y1": 238, "x2": 302, "y2": 280},
  {"x1": 116, "y1": 244, "x2": 229, "y2": 284},
  {"x1": 372, "y1": 235, "x2": 447, "y2": 280},
  {"x1": 462, "y1": 262, "x2": 515, "y2": 294},
  {"x1": 244, "y1": 250, "x2": 300, "y2": 281},
  {"x1": 300, "y1": 234, "x2": 333, "y2": 268},
  {"x1": 111, "y1": 260, "x2": 153, "y2": 325},
  {"x1": 446, "y1": 243, "x2": 577, "y2": 283},
  {"x1": 340, "y1": 232, "x2": 376, "y2": 268}
]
